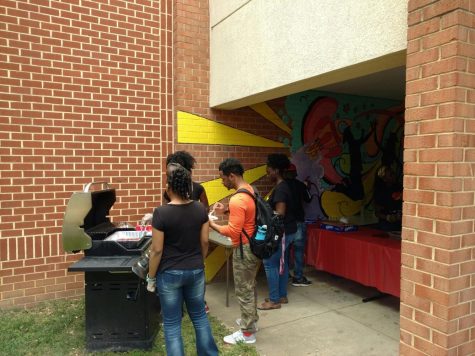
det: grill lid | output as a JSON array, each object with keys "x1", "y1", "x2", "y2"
[{"x1": 62, "y1": 182, "x2": 116, "y2": 252}]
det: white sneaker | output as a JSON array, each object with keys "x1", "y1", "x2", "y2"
[
  {"x1": 223, "y1": 330, "x2": 256, "y2": 344},
  {"x1": 235, "y1": 318, "x2": 259, "y2": 332}
]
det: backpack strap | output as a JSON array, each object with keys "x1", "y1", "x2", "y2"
[
  {"x1": 235, "y1": 188, "x2": 255, "y2": 200},
  {"x1": 233, "y1": 188, "x2": 257, "y2": 259},
  {"x1": 239, "y1": 233, "x2": 244, "y2": 259}
]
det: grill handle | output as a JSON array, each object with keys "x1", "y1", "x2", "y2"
[{"x1": 83, "y1": 181, "x2": 111, "y2": 192}]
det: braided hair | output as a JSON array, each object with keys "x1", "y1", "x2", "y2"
[{"x1": 166, "y1": 163, "x2": 192, "y2": 200}]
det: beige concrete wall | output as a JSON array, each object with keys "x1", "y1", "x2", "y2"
[{"x1": 210, "y1": 0, "x2": 408, "y2": 109}]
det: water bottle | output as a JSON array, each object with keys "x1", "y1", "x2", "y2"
[
  {"x1": 132, "y1": 250, "x2": 150, "y2": 280},
  {"x1": 255, "y1": 225, "x2": 267, "y2": 241}
]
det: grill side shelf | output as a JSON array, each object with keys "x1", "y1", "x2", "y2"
[
  {"x1": 68, "y1": 256, "x2": 140, "y2": 272},
  {"x1": 84, "y1": 236, "x2": 151, "y2": 257}
]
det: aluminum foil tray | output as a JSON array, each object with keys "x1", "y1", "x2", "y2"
[{"x1": 105, "y1": 230, "x2": 146, "y2": 242}]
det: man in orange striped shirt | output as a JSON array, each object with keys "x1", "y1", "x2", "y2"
[{"x1": 209, "y1": 158, "x2": 261, "y2": 345}]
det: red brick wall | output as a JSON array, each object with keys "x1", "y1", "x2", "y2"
[
  {"x1": 0, "y1": 0, "x2": 173, "y2": 308},
  {"x1": 174, "y1": 0, "x2": 288, "y2": 191},
  {"x1": 402, "y1": 1, "x2": 475, "y2": 354}
]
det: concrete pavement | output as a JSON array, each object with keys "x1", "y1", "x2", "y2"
[{"x1": 205, "y1": 266, "x2": 400, "y2": 356}]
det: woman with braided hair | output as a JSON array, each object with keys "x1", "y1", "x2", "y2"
[
  {"x1": 147, "y1": 163, "x2": 218, "y2": 356},
  {"x1": 164, "y1": 151, "x2": 211, "y2": 313},
  {"x1": 164, "y1": 150, "x2": 210, "y2": 211}
]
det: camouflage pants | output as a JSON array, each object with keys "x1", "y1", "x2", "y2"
[{"x1": 232, "y1": 243, "x2": 261, "y2": 333}]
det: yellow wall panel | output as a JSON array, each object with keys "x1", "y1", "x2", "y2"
[{"x1": 178, "y1": 111, "x2": 285, "y2": 148}]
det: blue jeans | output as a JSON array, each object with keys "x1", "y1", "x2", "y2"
[
  {"x1": 263, "y1": 232, "x2": 295, "y2": 303},
  {"x1": 156, "y1": 269, "x2": 218, "y2": 356},
  {"x1": 292, "y1": 222, "x2": 307, "y2": 280}
]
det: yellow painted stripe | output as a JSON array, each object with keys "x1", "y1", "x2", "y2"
[
  {"x1": 177, "y1": 111, "x2": 285, "y2": 147},
  {"x1": 250, "y1": 102, "x2": 292, "y2": 134},
  {"x1": 202, "y1": 165, "x2": 267, "y2": 205},
  {"x1": 204, "y1": 245, "x2": 227, "y2": 283}
]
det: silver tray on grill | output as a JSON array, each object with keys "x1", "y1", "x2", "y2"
[
  {"x1": 105, "y1": 230, "x2": 147, "y2": 242},
  {"x1": 104, "y1": 230, "x2": 148, "y2": 250}
]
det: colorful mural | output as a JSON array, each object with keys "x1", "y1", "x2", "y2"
[
  {"x1": 285, "y1": 90, "x2": 404, "y2": 222},
  {"x1": 176, "y1": 93, "x2": 403, "y2": 280},
  {"x1": 176, "y1": 90, "x2": 404, "y2": 224}
]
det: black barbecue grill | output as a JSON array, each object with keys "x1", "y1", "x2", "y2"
[{"x1": 62, "y1": 181, "x2": 160, "y2": 351}]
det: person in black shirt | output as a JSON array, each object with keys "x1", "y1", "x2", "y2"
[
  {"x1": 147, "y1": 163, "x2": 218, "y2": 356},
  {"x1": 164, "y1": 150, "x2": 209, "y2": 211},
  {"x1": 284, "y1": 164, "x2": 313, "y2": 287},
  {"x1": 164, "y1": 150, "x2": 211, "y2": 313},
  {"x1": 258, "y1": 154, "x2": 297, "y2": 310},
  {"x1": 374, "y1": 165, "x2": 402, "y2": 231}
]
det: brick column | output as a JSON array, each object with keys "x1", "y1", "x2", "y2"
[{"x1": 402, "y1": 1, "x2": 475, "y2": 354}]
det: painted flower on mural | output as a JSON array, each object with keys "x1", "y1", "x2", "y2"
[
  {"x1": 302, "y1": 97, "x2": 343, "y2": 185},
  {"x1": 302, "y1": 97, "x2": 342, "y2": 159},
  {"x1": 287, "y1": 92, "x2": 405, "y2": 222},
  {"x1": 292, "y1": 147, "x2": 326, "y2": 221}
]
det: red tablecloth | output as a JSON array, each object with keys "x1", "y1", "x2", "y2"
[{"x1": 305, "y1": 225, "x2": 401, "y2": 297}]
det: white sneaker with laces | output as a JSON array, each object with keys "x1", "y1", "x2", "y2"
[
  {"x1": 235, "y1": 318, "x2": 259, "y2": 332},
  {"x1": 223, "y1": 330, "x2": 256, "y2": 344}
]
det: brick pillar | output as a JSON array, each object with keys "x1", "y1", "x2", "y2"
[{"x1": 402, "y1": 1, "x2": 475, "y2": 355}]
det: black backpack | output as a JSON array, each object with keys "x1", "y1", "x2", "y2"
[{"x1": 235, "y1": 188, "x2": 284, "y2": 259}]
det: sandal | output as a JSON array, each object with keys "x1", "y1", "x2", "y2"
[
  {"x1": 265, "y1": 297, "x2": 288, "y2": 304},
  {"x1": 257, "y1": 301, "x2": 281, "y2": 310}
]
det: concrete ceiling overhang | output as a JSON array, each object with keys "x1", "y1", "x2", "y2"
[
  {"x1": 213, "y1": 51, "x2": 406, "y2": 109},
  {"x1": 317, "y1": 66, "x2": 406, "y2": 102}
]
